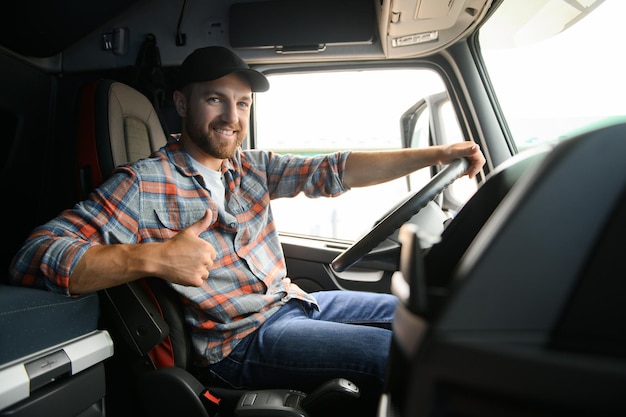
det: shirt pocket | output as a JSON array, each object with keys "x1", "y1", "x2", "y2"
[{"x1": 153, "y1": 208, "x2": 215, "y2": 239}]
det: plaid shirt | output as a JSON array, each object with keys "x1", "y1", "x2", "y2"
[{"x1": 10, "y1": 139, "x2": 350, "y2": 364}]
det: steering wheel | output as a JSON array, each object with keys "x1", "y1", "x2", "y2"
[{"x1": 331, "y1": 158, "x2": 470, "y2": 273}]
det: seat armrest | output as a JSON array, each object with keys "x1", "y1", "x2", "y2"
[{"x1": 99, "y1": 282, "x2": 169, "y2": 358}]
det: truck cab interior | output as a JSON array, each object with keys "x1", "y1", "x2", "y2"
[{"x1": 1, "y1": 1, "x2": 625, "y2": 416}]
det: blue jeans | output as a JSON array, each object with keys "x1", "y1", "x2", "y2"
[{"x1": 203, "y1": 290, "x2": 398, "y2": 400}]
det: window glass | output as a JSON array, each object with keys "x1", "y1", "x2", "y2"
[
  {"x1": 254, "y1": 69, "x2": 463, "y2": 240},
  {"x1": 479, "y1": 0, "x2": 626, "y2": 152}
]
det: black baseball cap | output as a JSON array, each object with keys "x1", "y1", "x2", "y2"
[{"x1": 175, "y1": 46, "x2": 269, "y2": 92}]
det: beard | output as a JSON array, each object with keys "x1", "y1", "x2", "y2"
[{"x1": 186, "y1": 112, "x2": 246, "y2": 160}]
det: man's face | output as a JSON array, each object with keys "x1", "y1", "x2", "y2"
[{"x1": 182, "y1": 73, "x2": 252, "y2": 161}]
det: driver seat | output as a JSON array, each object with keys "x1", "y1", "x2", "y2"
[
  {"x1": 77, "y1": 78, "x2": 231, "y2": 416},
  {"x1": 77, "y1": 79, "x2": 363, "y2": 417}
]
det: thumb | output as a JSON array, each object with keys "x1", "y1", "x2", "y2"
[{"x1": 185, "y1": 209, "x2": 213, "y2": 236}]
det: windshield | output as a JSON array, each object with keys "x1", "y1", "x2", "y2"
[
  {"x1": 479, "y1": 0, "x2": 626, "y2": 152},
  {"x1": 255, "y1": 69, "x2": 451, "y2": 241}
]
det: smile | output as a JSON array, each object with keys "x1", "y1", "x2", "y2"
[{"x1": 214, "y1": 128, "x2": 235, "y2": 136}]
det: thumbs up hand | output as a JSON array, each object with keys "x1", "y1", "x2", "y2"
[{"x1": 158, "y1": 209, "x2": 218, "y2": 287}]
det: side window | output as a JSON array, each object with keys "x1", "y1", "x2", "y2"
[{"x1": 254, "y1": 69, "x2": 471, "y2": 240}]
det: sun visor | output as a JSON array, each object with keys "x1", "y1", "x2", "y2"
[{"x1": 229, "y1": 0, "x2": 376, "y2": 52}]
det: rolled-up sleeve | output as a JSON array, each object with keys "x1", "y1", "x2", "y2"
[{"x1": 9, "y1": 169, "x2": 142, "y2": 296}]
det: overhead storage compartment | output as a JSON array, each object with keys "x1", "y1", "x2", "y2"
[{"x1": 229, "y1": 0, "x2": 376, "y2": 53}]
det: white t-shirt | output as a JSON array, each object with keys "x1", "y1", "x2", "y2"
[{"x1": 189, "y1": 156, "x2": 225, "y2": 210}]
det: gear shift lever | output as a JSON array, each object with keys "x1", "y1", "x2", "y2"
[{"x1": 300, "y1": 378, "x2": 360, "y2": 413}]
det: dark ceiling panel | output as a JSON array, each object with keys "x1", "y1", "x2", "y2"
[{"x1": 0, "y1": 0, "x2": 142, "y2": 58}]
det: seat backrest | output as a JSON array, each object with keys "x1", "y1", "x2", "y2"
[
  {"x1": 77, "y1": 79, "x2": 187, "y2": 370},
  {"x1": 384, "y1": 121, "x2": 626, "y2": 417},
  {"x1": 77, "y1": 79, "x2": 168, "y2": 198}
]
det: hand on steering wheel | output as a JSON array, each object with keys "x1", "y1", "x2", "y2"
[{"x1": 331, "y1": 158, "x2": 470, "y2": 273}]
